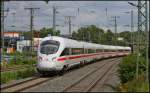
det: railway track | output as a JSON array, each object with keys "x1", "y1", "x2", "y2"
[
  {"x1": 1, "y1": 58, "x2": 120, "y2": 92},
  {"x1": 62, "y1": 58, "x2": 120, "y2": 92},
  {"x1": 0, "y1": 75, "x2": 56, "y2": 92}
]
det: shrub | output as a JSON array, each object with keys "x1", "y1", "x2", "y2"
[
  {"x1": 8, "y1": 54, "x2": 36, "y2": 65},
  {"x1": 16, "y1": 67, "x2": 35, "y2": 79},
  {"x1": 118, "y1": 54, "x2": 147, "y2": 83}
]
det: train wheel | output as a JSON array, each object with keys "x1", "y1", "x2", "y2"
[
  {"x1": 80, "y1": 61, "x2": 84, "y2": 67},
  {"x1": 37, "y1": 68, "x2": 47, "y2": 76},
  {"x1": 58, "y1": 65, "x2": 68, "y2": 76}
]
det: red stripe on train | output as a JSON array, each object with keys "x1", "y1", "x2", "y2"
[
  {"x1": 57, "y1": 52, "x2": 127, "y2": 61},
  {"x1": 57, "y1": 53, "x2": 103, "y2": 61}
]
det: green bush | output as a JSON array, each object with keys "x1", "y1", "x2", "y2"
[
  {"x1": 118, "y1": 54, "x2": 147, "y2": 83},
  {"x1": 22, "y1": 51, "x2": 37, "y2": 57},
  {"x1": 17, "y1": 67, "x2": 36, "y2": 79},
  {"x1": 9, "y1": 54, "x2": 36, "y2": 65}
]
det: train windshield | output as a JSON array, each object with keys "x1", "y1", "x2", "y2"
[{"x1": 40, "y1": 40, "x2": 60, "y2": 54}]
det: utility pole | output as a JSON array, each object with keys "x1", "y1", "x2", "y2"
[
  {"x1": 64, "y1": 16, "x2": 75, "y2": 55},
  {"x1": 111, "y1": 16, "x2": 120, "y2": 46},
  {"x1": 137, "y1": 1, "x2": 149, "y2": 82},
  {"x1": 125, "y1": 10, "x2": 134, "y2": 53},
  {"x1": 1, "y1": 1, "x2": 4, "y2": 62},
  {"x1": 53, "y1": 6, "x2": 56, "y2": 33},
  {"x1": 114, "y1": 16, "x2": 117, "y2": 45},
  {"x1": 64, "y1": 16, "x2": 75, "y2": 38},
  {"x1": 11, "y1": 12, "x2": 16, "y2": 50},
  {"x1": 88, "y1": 30, "x2": 91, "y2": 43},
  {"x1": 105, "y1": 8, "x2": 109, "y2": 29},
  {"x1": 24, "y1": 7, "x2": 40, "y2": 54},
  {"x1": 130, "y1": 10, "x2": 134, "y2": 53},
  {"x1": 144, "y1": 1, "x2": 149, "y2": 83},
  {"x1": 1, "y1": 1, "x2": 9, "y2": 62},
  {"x1": 52, "y1": 6, "x2": 59, "y2": 35},
  {"x1": 128, "y1": 1, "x2": 149, "y2": 82}
]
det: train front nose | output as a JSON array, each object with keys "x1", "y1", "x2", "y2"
[
  {"x1": 37, "y1": 61, "x2": 55, "y2": 71},
  {"x1": 37, "y1": 39, "x2": 61, "y2": 71},
  {"x1": 37, "y1": 56, "x2": 56, "y2": 71}
]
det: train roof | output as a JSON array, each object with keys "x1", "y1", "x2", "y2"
[{"x1": 41, "y1": 36, "x2": 131, "y2": 50}]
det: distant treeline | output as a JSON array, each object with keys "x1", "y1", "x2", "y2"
[{"x1": 22, "y1": 25, "x2": 147, "y2": 48}]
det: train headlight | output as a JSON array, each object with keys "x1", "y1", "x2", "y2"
[{"x1": 52, "y1": 57, "x2": 57, "y2": 61}]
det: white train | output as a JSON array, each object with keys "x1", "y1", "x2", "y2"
[{"x1": 37, "y1": 36, "x2": 131, "y2": 75}]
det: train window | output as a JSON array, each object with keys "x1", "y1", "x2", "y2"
[
  {"x1": 104, "y1": 49, "x2": 109, "y2": 52},
  {"x1": 112, "y1": 50, "x2": 115, "y2": 52},
  {"x1": 71, "y1": 48, "x2": 84, "y2": 55},
  {"x1": 104, "y1": 49, "x2": 106, "y2": 52},
  {"x1": 118, "y1": 50, "x2": 123, "y2": 52},
  {"x1": 40, "y1": 40, "x2": 60, "y2": 55},
  {"x1": 83, "y1": 49, "x2": 88, "y2": 54},
  {"x1": 110, "y1": 49, "x2": 113, "y2": 52},
  {"x1": 96, "y1": 49, "x2": 102, "y2": 53},
  {"x1": 88, "y1": 49, "x2": 95, "y2": 53}
]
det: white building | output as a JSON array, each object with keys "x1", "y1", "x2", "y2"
[{"x1": 17, "y1": 38, "x2": 42, "y2": 52}]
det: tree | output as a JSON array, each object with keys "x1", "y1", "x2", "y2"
[
  {"x1": 23, "y1": 27, "x2": 60, "y2": 38},
  {"x1": 101, "y1": 29, "x2": 114, "y2": 45},
  {"x1": 72, "y1": 25, "x2": 105, "y2": 43},
  {"x1": 39, "y1": 27, "x2": 60, "y2": 38}
]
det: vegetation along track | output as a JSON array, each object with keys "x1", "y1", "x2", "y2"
[
  {"x1": 0, "y1": 64, "x2": 36, "y2": 73},
  {"x1": 62, "y1": 58, "x2": 120, "y2": 92},
  {"x1": 0, "y1": 75, "x2": 56, "y2": 92}
]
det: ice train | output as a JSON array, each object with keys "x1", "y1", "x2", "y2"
[{"x1": 37, "y1": 36, "x2": 131, "y2": 75}]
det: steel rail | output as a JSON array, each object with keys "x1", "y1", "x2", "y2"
[
  {"x1": 1, "y1": 76, "x2": 56, "y2": 92},
  {"x1": 84, "y1": 59, "x2": 119, "y2": 92},
  {"x1": 62, "y1": 58, "x2": 119, "y2": 92}
]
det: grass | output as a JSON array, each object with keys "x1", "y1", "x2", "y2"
[
  {"x1": 106, "y1": 74, "x2": 149, "y2": 92},
  {"x1": 1, "y1": 51, "x2": 37, "y2": 84},
  {"x1": 1, "y1": 67, "x2": 36, "y2": 84},
  {"x1": 1, "y1": 55, "x2": 37, "y2": 70},
  {"x1": 127, "y1": 74, "x2": 149, "y2": 92}
]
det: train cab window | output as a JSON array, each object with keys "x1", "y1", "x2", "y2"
[
  {"x1": 60, "y1": 48, "x2": 70, "y2": 56},
  {"x1": 40, "y1": 40, "x2": 60, "y2": 55}
]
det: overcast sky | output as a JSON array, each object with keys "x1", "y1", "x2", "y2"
[{"x1": 4, "y1": 1, "x2": 140, "y2": 35}]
